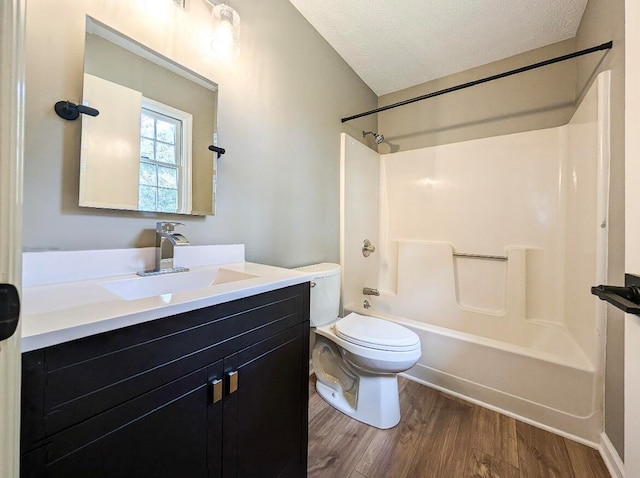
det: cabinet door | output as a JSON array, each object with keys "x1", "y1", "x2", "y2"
[
  {"x1": 208, "y1": 360, "x2": 224, "y2": 478},
  {"x1": 223, "y1": 323, "x2": 309, "y2": 478},
  {"x1": 36, "y1": 367, "x2": 214, "y2": 478}
]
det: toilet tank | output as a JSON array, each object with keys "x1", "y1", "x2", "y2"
[{"x1": 296, "y1": 263, "x2": 341, "y2": 327}]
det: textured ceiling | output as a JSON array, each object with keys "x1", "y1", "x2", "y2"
[{"x1": 289, "y1": 0, "x2": 588, "y2": 96}]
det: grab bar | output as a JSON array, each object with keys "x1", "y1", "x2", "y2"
[{"x1": 453, "y1": 252, "x2": 508, "y2": 261}]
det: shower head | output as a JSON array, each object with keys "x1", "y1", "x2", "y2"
[{"x1": 362, "y1": 131, "x2": 384, "y2": 145}]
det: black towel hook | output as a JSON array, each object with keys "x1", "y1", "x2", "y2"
[
  {"x1": 208, "y1": 145, "x2": 226, "y2": 159},
  {"x1": 54, "y1": 101, "x2": 100, "y2": 121}
]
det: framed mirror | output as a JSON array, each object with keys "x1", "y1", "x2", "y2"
[{"x1": 79, "y1": 17, "x2": 218, "y2": 216}]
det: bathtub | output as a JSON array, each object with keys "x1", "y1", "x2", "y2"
[
  {"x1": 339, "y1": 72, "x2": 611, "y2": 446},
  {"x1": 344, "y1": 303, "x2": 600, "y2": 445}
]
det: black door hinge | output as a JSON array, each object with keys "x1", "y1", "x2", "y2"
[{"x1": 0, "y1": 284, "x2": 20, "y2": 341}]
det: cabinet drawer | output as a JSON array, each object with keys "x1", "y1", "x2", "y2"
[{"x1": 21, "y1": 283, "x2": 310, "y2": 450}]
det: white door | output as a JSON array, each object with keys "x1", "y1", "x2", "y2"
[
  {"x1": 0, "y1": 1, "x2": 25, "y2": 477},
  {"x1": 626, "y1": 1, "x2": 640, "y2": 476}
]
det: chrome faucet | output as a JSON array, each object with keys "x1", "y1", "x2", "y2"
[
  {"x1": 363, "y1": 287, "x2": 380, "y2": 296},
  {"x1": 138, "y1": 222, "x2": 190, "y2": 276},
  {"x1": 156, "y1": 221, "x2": 189, "y2": 272}
]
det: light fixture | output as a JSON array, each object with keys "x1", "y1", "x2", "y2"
[{"x1": 204, "y1": 1, "x2": 240, "y2": 58}]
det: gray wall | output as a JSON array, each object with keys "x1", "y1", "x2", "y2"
[
  {"x1": 576, "y1": 0, "x2": 626, "y2": 460},
  {"x1": 374, "y1": 39, "x2": 578, "y2": 152},
  {"x1": 23, "y1": 0, "x2": 376, "y2": 267}
]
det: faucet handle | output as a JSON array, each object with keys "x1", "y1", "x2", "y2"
[{"x1": 156, "y1": 221, "x2": 184, "y2": 233}]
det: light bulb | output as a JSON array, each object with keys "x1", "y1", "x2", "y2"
[
  {"x1": 211, "y1": 20, "x2": 234, "y2": 56},
  {"x1": 210, "y1": 3, "x2": 240, "y2": 58}
]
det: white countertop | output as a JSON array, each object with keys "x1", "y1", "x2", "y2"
[{"x1": 21, "y1": 246, "x2": 314, "y2": 352}]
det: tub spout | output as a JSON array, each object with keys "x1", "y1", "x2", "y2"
[{"x1": 363, "y1": 287, "x2": 380, "y2": 296}]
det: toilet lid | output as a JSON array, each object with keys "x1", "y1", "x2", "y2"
[{"x1": 334, "y1": 313, "x2": 420, "y2": 352}]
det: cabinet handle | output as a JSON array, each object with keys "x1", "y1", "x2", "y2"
[
  {"x1": 227, "y1": 371, "x2": 238, "y2": 394},
  {"x1": 211, "y1": 379, "x2": 223, "y2": 404}
]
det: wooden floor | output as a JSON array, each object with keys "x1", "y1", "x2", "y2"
[{"x1": 308, "y1": 375, "x2": 610, "y2": 478}]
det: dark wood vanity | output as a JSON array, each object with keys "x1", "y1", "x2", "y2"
[{"x1": 20, "y1": 283, "x2": 310, "y2": 478}]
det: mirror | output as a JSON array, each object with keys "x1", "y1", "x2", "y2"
[{"x1": 79, "y1": 17, "x2": 218, "y2": 216}]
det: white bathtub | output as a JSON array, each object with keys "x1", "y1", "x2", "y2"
[
  {"x1": 339, "y1": 72, "x2": 611, "y2": 446},
  {"x1": 345, "y1": 304, "x2": 600, "y2": 445}
]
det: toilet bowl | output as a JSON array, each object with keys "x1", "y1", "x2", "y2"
[{"x1": 297, "y1": 263, "x2": 421, "y2": 429}]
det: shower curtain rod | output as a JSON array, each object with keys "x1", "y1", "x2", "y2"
[{"x1": 341, "y1": 41, "x2": 613, "y2": 123}]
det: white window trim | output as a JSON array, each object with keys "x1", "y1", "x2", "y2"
[{"x1": 141, "y1": 97, "x2": 193, "y2": 213}]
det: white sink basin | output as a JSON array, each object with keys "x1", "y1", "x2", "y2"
[{"x1": 99, "y1": 268, "x2": 257, "y2": 301}]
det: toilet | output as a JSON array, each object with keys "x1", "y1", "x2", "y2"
[{"x1": 297, "y1": 263, "x2": 421, "y2": 429}]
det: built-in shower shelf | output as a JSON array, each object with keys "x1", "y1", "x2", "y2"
[{"x1": 591, "y1": 274, "x2": 640, "y2": 315}]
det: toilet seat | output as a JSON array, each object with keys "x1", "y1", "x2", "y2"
[
  {"x1": 315, "y1": 317, "x2": 422, "y2": 375},
  {"x1": 334, "y1": 313, "x2": 420, "y2": 352}
]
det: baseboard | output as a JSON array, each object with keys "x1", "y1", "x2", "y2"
[{"x1": 599, "y1": 432, "x2": 624, "y2": 478}]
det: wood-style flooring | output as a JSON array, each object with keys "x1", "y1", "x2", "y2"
[{"x1": 308, "y1": 375, "x2": 610, "y2": 478}]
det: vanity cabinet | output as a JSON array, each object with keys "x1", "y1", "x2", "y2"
[{"x1": 20, "y1": 283, "x2": 310, "y2": 478}]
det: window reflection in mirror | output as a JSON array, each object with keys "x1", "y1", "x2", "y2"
[
  {"x1": 139, "y1": 99, "x2": 192, "y2": 213},
  {"x1": 79, "y1": 17, "x2": 218, "y2": 216}
]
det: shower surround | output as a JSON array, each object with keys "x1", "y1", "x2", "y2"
[{"x1": 340, "y1": 72, "x2": 610, "y2": 444}]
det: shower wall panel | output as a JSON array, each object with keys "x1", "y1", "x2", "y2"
[
  {"x1": 340, "y1": 135, "x2": 380, "y2": 311},
  {"x1": 564, "y1": 71, "x2": 609, "y2": 366},
  {"x1": 380, "y1": 127, "x2": 566, "y2": 325},
  {"x1": 340, "y1": 71, "x2": 608, "y2": 367},
  {"x1": 339, "y1": 71, "x2": 610, "y2": 444}
]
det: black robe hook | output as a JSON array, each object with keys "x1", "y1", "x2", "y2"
[{"x1": 208, "y1": 145, "x2": 226, "y2": 159}]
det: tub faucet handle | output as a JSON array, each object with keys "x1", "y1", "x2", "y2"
[{"x1": 362, "y1": 239, "x2": 376, "y2": 257}]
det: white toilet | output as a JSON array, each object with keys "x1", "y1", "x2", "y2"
[{"x1": 298, "y1": 263, "x2": 421, "y2": 429}]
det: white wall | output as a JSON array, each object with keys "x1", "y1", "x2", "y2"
[{"x1": 23, "y1": 0, "x2": 377, "y2": 267}]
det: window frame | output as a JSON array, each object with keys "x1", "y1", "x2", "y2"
[{"x1": 139, "y1": 97, "x2": 193, "y2": 213}]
